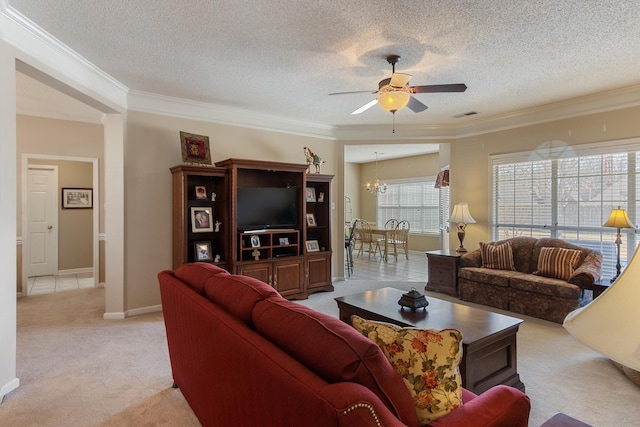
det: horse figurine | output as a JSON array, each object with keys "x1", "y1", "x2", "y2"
[{"x1": 303, "y1": 147, "x2": 325, "y2": 173}]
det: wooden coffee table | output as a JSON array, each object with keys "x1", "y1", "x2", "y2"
[{"x1": 335, "y1": 287, "x2": 525, "y2": 394}]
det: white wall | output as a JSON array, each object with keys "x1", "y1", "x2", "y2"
[{"x1": 0, "y1": 39, "x2": 19, "y2": 402}]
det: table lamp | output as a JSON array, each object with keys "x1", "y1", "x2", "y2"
[
  {"x1": 603, "y1": 205, "x2": 635, "y2": 283},
  {"x1": 448, "y1": 202, "x2": 476, "y2": 253}
]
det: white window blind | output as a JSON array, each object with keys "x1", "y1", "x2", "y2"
[
  {"x1": 492, "y1": 140, "x2": 640, "y2": 279},
  {"x1": 376, "y1": 177, "x2": 440, "y2": 235}
]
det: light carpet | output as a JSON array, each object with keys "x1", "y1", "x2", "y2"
[{"x1": 2, "y1": 281, "x2": 639, "y2": 426}]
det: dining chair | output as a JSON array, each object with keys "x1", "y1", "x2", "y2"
[
  {"x1": 377, "y1": 219, "x2": 398, "y2": 261},
  {"x1": 356, "y1": 220, "x2": 382, "y2": 259},
  {"x1": 344, "y1": 219, "x2": 358, "y2": 277},
  {"x1": 386, "y1": 220, "x2": 410, "y2": 261}
]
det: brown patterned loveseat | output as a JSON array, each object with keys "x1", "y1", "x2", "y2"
[{"x1": 458, "y1": 237, "x2": 602, "y2": 323}]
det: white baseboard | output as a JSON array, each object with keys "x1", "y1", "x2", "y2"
[
  {"x1": 103, "y1": 304, "x2": 162, "y2": 320},
  {"x1": 127, "y1": 304, "x2": 162, "y2": 317},
  {"x1": 103, "y1": 312, "x2": 126, "y2": 320},
  {"x1": 58, "y1": 267, "x2": 93, "y2": 275},
  {"x1": 0, "y1": 378, "x2": 20, "y2": 403}
]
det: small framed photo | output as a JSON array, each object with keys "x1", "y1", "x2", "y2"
[
  {"x1": 194, "y1": 241, "x2": 213, "y2": 262},
  {"x1": 180, "y1": 131, "x2": 212, "y2": 165},
  {"x1": 306, "y1": 213, "x2": 317, "y2": 227},
  {"x1": 195, "y1": 186, "x2": 207, "y2": 200},
  {"x1": 62, "y1": 188, "x2": 93, "y2": 209},
  {"x1": 191, "y1": 207, "x2": 214, "y2": 233},
  {"x1": 305, "y1": 187, "x2": 316, "y2": 202},
  {"x1": 279, "y1": 237, "x2": 290, "y2": 245},
  {"x1": 318, "y1": 192, "x2": 325, "y2": 202},
  {"x1": 250, "y1": 235, "x2": 261, "y2": 248},
  {"x1": 306, "y1": 240, "x2": 319, "y2": 252}
]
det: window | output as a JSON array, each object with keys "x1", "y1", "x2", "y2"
[
  {"x1": 492, "y1": 139, "x2": 640, "y2": 279},
  {"x1": 376, "y1": 177, "x2": 441, "y2": 235}
]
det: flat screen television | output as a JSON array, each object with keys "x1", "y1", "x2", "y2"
[{"x1": 237, "y1": 186, "x2": 298, "y2": 230}]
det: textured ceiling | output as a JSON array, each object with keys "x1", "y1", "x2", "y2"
[{"x1": 8, "y1": 1, "x2": 640, "y2": 132}]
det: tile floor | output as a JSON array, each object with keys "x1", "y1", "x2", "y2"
[
  {"x1": 346, "y1": 247, "x2": 427, "y2": 283},
  {"x1": 27, "y1": 272, "x2": 95, "y2": 295}
]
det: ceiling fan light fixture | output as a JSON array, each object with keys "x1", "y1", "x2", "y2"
[{"x1": 377, "y1": 90, "x2": 410, "y2": 113}]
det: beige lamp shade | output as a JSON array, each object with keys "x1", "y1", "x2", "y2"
[
  {"x1": 448, "y1": 202, "x2": 476, "y2": 224},
  {"x1": 564, "y1": 244, "x2": 640, "y2": 371}
]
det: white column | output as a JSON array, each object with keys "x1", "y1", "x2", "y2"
[{"x1": 0, "y1": 39, "x2": 20, "y2": 401}]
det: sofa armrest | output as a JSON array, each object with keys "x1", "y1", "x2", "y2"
[
  {"x1": 319, "y1": 382, "x2": 418, "y2": 427},
  {"x1": 569, "y1": 251, "x2": 603, "y2": 288},
  {"x1": 459, "y1": 248, "x2": 482, "y2": 267},
  {"x1": 427, "y1": 385, "x2": 530, "y2": 427}
]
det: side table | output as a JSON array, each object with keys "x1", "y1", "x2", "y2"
[
  {"x1": 425, "y1": 249, "x2": 462, "y2": 297},
  {"x1": 590, "y1": 279, "x2": 611, "y2": 299}
]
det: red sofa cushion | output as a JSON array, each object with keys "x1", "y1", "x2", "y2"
[
  {"x1": 204, "y1": 274, "x2": 281, "y2": 327},
  {"x1": 252, "y1": 297, "x2": 420, "y2": 427},
  {"x1": 174, "y1": 262, "x2": 229, "y2": 295}
]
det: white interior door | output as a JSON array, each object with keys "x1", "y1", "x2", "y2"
[{"x1": 27, "y1": 165, "x2": 58, "y2": 278}]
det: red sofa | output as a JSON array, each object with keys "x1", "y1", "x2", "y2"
[{"x1": 158, "y1": 263, "x2": 530, "y2": 427}]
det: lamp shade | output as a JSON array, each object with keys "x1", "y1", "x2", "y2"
[
  {"x1": 603, "y1": 206, "x2": 635, "y2": 229},
  {"x1": 448, "y1": 202, "x2": 476, "y2": 224},
  {"x1": 377, "y1": 91, "x2": 410, "y2": 112}
]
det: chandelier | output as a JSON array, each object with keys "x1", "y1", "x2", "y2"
[{"x1": 366, "y1": 152, "x2": 387, "y2": 195}]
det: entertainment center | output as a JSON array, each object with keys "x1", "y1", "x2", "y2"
[{"x1": 171, "y1": 158, "x2": 334, "y2": 299}]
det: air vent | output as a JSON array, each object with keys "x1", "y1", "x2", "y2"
[{"x1": 453, "y1": 111, "x2": 478, "y2": 118}]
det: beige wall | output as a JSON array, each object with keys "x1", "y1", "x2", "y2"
[
  {"x1": 28, "y1": 159, "x2": 93, "y2": 271},
  {"x1": 356, "y1": 152, "x2": 442, "y2": 251},
  {"x1": 15, "y1": 105, "x2": 640, "y2": 310},
  {"x1": 16, "y1": 115, "x2": 104, "y2": 292},
  {"x1": 344, "y1": 162, "x2": 359, "y2": 224},
  {"x1": 452, "y1": 105, "x2": 640, "y2": 253},
  {"x1": 124, "y1": 111, "x2": 338, "y2": 310}
]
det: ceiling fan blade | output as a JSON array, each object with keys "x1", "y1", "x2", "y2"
[
  {"x1": 407, "y1": 96, "x2": 428, "y2": 113},
  {"x1": 329, "y1": 90, "x2": 377, "y2": 96},
  {"x1": 389, "y1": 72, "x2": 411, "y2": 88},
  {"x1": 351, "y1": 99, "x2": 378, "y2": 115},
  {"x1": 410, "y1": 83, "x2": 467, "y2": 93}
]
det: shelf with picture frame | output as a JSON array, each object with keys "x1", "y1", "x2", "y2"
[
  {"x1": 238, "y1": 229, "x2": 300, "y2": 261},
  {"x1": 304, "y1": 173, "x2": 333, "y2": 293},
  {"x1": 171, "y1": 164, "x2": 228, "y2": 269},
  {"x1": 172, "y1": 159, "x2": 334, "y2": 299}
]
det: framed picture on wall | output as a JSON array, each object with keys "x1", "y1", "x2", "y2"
[
  {"x1": 180, "y1": 131, "x2": 212, "y2": 165},
  {"x1": 62, "y1": 188, "x2": 93, "y2": 209},
  {"x1": 194, "y1": 241, "x2": 213, "y2": 262}
]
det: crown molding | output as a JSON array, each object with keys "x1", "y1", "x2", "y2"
[
  {"x1": 455, "y1": 84, "x2": 640, "y2": 138},
  {"x1": 1, "y1": 2, "x2": 128, "y2": 112},
  {"x1": 332, "y1": 123, "x2": 458, "y2": 141},
  {"x1": 127, "y1": 90, "x2": 337, "y2": 140}
]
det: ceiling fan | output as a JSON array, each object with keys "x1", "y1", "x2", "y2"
[{"x1": 330, "y1": 55, "x2": 467, "y2": 116}]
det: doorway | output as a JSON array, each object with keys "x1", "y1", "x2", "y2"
[{"x1": 22, "y1": 154, "x2": 99, "y2": 295}]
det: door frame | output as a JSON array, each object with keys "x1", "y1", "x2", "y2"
[{"x1": 21, "y1": 154, "x2": 99, "y2": 292}]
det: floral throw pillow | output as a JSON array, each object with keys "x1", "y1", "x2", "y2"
[{"x1": 351, "y1": 315, "x2": 463, "y2": 425}]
